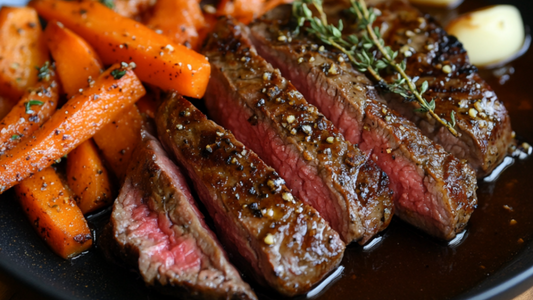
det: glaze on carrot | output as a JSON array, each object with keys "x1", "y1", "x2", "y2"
[
  {"x1": 0, "y1": 62, "x2": 59, "y2": 153},
  {"x1": 31, "y1": 0, "x2": 211, "y2": 98},
  {"x1": 0, "y1": 63, "x2": 146, "y2": 193},
  {"x1": 0, "y1": 7, "x2": 48, "y2": 101},
  {"x1": 44, "y1": 21, "x2": 104, "y2": 99},
  {"x1": 15, "y1": 167, "x2": 93, "y2": 259}
]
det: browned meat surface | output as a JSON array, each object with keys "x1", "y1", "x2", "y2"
[
  {"x1": 103, "y1": 129, "x2": 256, "y2": 300},
  {"x1": 202, "y1": 18, "x2": 393, "y2": 245},
  {"x1": 249, "y1": 5, "x2": 478, "y2": 240},
  {"x1": 346, "y1": 0, "x2": 512, "y2": 177},
  {"x1": 156, "y1": 95, "x2": 345, "y2": 297}
]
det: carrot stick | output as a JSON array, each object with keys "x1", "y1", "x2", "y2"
[
  {"x1": 93, "y1": 104, "x2": 143, "y2": 180},
  {"x1": 145, "y1": 0, "x2": 204, "y2": 49},
  {"x1": 66, "y1": 139, "x2": 113, "y2": 214},
  {"x1": 0, "y1": 61, "x2": 59, "y2": 153},
  {"x1": 112, "y1": 0, "x2": 155, "y2": 19},
  {"x1": 31, "y1": 0, "x2": 211, "y2": 98},
  {"x1": 44, "y1": 21, "x2": 103, "y2": 99},
  {"x1": 15, "y1": 167, "x2": 92, "y2": 259},
  {"x1": 0, "y1": 63, "x2": 146, "y2": 194},
  {"x1": 0, "y1": 7, "x2": 48, "y2": 102}
]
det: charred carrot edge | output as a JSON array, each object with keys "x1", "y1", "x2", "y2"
[
  {"x1": 15, "y1": 167, "x2": 93, "y2": 259},
  {"x1": 44, "y1": 20, "x2": 104, "y2": 99},
  {"x1": 31, "y1": 0, "x2": 211, "y2": 98},
  {"x1": 93, "y1": 104, "x2": 144, "y2": 181},
  {"x1": 67, "y1": 139, "x2": 114, "y2": 214},
  {"x1": 0, "y1": 7, "x2": 48, "y2": 101},
  {"x1": 145, "y1": 0, "x2": 204, "y2": 49},
  {"x1": 0, "y1": 62, "x2": 59, "y2": 153},
  {"x1": 0, "y1": 63, "x2": 146, "y2": 193}
]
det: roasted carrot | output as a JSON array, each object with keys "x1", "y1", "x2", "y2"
[
  {"x1": 66, "y1": 139, "x2": 113, "y2": 214},
  {"x1": 0, "y1": 63, "x2": 146, "y2": 193},
  {"x1": 31, "y1": 0, "x2": 211, "y2": 98},
  {"x1": 145, "y1": 0, "x2": 204, "y2": 49},
  {"x1": 216, "y1": 0, "x2": 292, "y2": 24},
  {"x1": 93, "y1": 104, "x2": 143, "y2": 180},
  {"x1": 44, "y1": 21, "x2": 103, "y2": 99},
  {"x1": 15, "y1": 167, "x2": 93, "y2": 259},
  {"x1": 0, "y1": 62, "x2": 59, "y2": 153},
  {"x1": 0, "y1": 7, "x2": 48, "y2": 101}
]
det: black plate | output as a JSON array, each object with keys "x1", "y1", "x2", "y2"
[{"x1": 1, "y1": 0, "x2": 533, "y2": 299}]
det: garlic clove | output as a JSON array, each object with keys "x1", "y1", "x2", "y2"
[
  {"x1": 446, "y1": 5, "x2": 525, "y2": 67},
  {"x1": 409, "y1": 0, "x2": 463, "y2": 9}
]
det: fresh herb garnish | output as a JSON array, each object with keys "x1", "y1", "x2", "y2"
[
  {"x1": 292, "y1": 0, "x2": 459, "y2": 137},
  {"x1": 25, "y1": 100, "x2": 44, "y2": 114},
  {"x1": 11, "y1": 134, "x2": 20, "y2": 140},
  {"x1": 111, "y1": 68, "x2": 127, "y2": 80},
  {"x1": 35, "y1": 61, "x2": 51, "y2": 82},
  {"x1": 99, "y1": 0, "x2": 115, "y2": 9}
]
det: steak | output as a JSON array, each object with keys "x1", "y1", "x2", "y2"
[
  {"x1": 249, "y1": 5, "x2": 478, "y2": 240},
  {"x1": 348, "y1": 0, "x2": 514, "y2": 178},
  {"x1": 156, "y1": 95, "x2": 345, "y2": 297},
  {"x1": 103, "y1": 129, "x2": 256, "y2": 300},
  {"x1": 202, "y1": 18, "x2": 393, "y2": 245}
]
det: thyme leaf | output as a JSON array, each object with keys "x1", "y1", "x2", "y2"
[
  {"x1": 292, "y1": 0, "x2": 459, "y2": 137},
  {"x1": 25, "y1": 100, "x2": 44, "y2": 114}
]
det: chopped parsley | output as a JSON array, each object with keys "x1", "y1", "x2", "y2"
[
  {"x1": 25, "y1": 100, "x2": 44, "y2": 114},
  {"x1": 111, "y1": 68, "x2": 127, "y2": 80},
  {"x1": 35, "y1": 62, "x2": 51, "y2": 82},
  {"x1": 11, "y1": 134, "x2": 19, "y2": 140},
  {"x1": 99, "y1": 0, "x2": 115, "y2": 9}
]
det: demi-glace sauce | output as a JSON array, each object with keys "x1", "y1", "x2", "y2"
[{"x1": 285, "y1": 1, "x2": 533, "y2": 299}]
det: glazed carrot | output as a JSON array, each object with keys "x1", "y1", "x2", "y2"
[
  {"x1": 0, "y1": 7, "x2": 48, "y2": 101},
  {"x1": 135, "y1": 93, "x2": 157, "y2": 119},
  {"x1": 145, "y1": 0, "x2": 204, "y2": 49},
  {"x1": 15, "y1": 167, "x2": 93, "y2": 259},
  {"x1": 93, "y1": 104, "x2": 143, "y2": 180},
  {"x1": 217, "y1": 0, "x2": 293, "y2": 24},
  {"x1": 0, "y1": 63, "x2": 146, "y2": 194},
  {"x1": 0, "y1": 62, "x2": 59, "y2": 153},
  {"x1": 31, "y1": 0, "x2": 211, "y2": 98},
  {"x1": 66, "y1": 139, "x2": 113, "y2": 214},
  {"x1": 44, "y1": 21, "x2": 103, "y2": 98}
]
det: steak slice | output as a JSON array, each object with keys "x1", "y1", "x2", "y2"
[
  {"x1": 202, "y1": 18, "x2": 393, "y2": 245},
  {"x1": 156, "y1": 95, "x2": 345, "y2": 297},
  {"x1": 348, "y1": 0, "x2": 514, "y2": 178},
  {"x1": 104, "y1": 129, "x2": 256, "y2": 300},
  {"x1": 249, "y1": 5, "x2": 478, "y2": 240}
]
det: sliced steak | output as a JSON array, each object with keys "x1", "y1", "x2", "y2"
[
  {"x1": 202, "y1": 18, "x2": 393, "y2": 245},
  {"x1": 104, "y1": 129, "x2": 256, "y2": 300},
  {"x1": 249, "y1": 5, "x2": 478, "y2": 240},
  {"x1": 341, "y1": 0, "x2": 513, "y2": 177},
  {"x1": 156, "y1": 95, "x2": 345, "y2": 297}
]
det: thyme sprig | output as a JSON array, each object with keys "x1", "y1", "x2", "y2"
[{"x1": 292, "y1": 0, "x2": 458, "y2": 136}]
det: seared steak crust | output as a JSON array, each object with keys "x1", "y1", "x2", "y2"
[
  {"x1": 351, "y1": 0, "x2": 513, "y2": 177},
  {"x1": 249, "y1": 5, "x2": 477, "y2": 240},
  {"x1": 202, "y1": 18, "x2": 393, "y2": 245},
  {"x1": 156, "y1": 95, "x2": 345, "y2": 297},
  {"x1": 106, "y1": 130, "x2": 256, "y2": 300}
]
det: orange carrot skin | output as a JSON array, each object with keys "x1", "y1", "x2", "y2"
[
  {"x1": 112, "y1": 0, "x2": 155, "y2": 19},
  {"x1": 0, "y1": 7, "x2": 48, "y2": 101},
  {"x1": 145, "y1": 0, "x2": 204, "y2": 49},
  {"x1": 67, "y1": 139, "x2": 113, "y2": 214},
  {"x1": 0, "y1": 64, "x2": 146, "y2": 193},
  {"x1": 15, "y1": 167, "x2": 93, "y2": 259},
  {"x1": 93, "y1": 104, "x2": 143, "y2": 180},
  {"x1": 31, "y1": 0, "x2": 211, "y2": 98},
  {"x1": 0, "y1": 63, "x2": 59, "y2": 153},
  {"x1": 44, "y1": 21, "x2": 103, "y2": 98}
]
